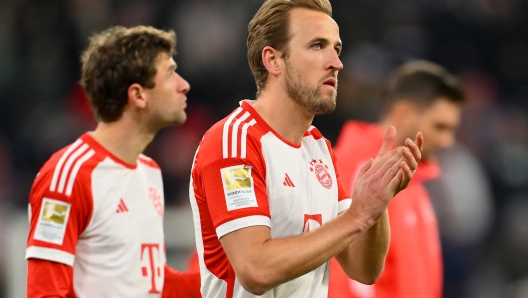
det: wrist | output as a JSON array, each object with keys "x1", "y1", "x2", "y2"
[{"x1": 342, "y1": 205, "x2": 377, "y2": 235}]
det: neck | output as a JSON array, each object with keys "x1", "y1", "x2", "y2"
[
  {"x1": 252, "y1": 87, "x2": 314, "y2": 145},
  {"x1": 90, "y1": 114, "x2": 156, "y2": 164}
]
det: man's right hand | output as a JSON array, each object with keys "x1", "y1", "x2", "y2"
[{"x1": 346, "y1": 126, "x2": 423, "y2": 231}]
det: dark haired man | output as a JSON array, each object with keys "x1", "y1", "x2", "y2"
[
  {"x1": 25, "y1": 26, "x2": 200, "y2": 297},
  {"x1": 329, "y1": 60, "x2": 465, "y2": 298}
]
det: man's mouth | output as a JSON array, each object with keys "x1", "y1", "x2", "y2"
[{"x1": 323, "y1": 77, "x2": 336, "y2": 88}]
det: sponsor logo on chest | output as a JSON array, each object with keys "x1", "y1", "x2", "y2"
[{"x1": 309, "y1": 159, "x2": 333, "y2": 189}]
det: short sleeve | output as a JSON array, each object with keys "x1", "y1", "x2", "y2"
[
  {"x1": 192, "y1": 131, "x2": 271, "y2": 239},
  {"x1": 26, "y1": 157, "x2": 94, "y2": 266}
]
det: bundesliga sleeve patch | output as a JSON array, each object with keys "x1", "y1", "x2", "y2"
[
  {"x1": 220, "y1": 165, "x2": 258, "y2": 211},
  {"x1": 33, "y1": 198, "x2": 71, "y2": 245}
]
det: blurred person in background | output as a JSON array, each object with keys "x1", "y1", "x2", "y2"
[
  {"x1": 25, "y1": 25, "x2": 200, "y2": 297},
  {"x1": 328, "y1": 60, "x2": 465, "y2": 298},
  {"x1": 189, "y1": 0, "x2": 423, "y2": 297}
]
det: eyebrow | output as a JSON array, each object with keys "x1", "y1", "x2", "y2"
[
  {"x1": 168, "y1": 63, "x2": 177, "y2": 73},
  {"x1": 309, "y1": 37, "x2": 343, "y2": 54}
]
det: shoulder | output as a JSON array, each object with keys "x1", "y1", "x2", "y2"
[
  {"x1": 31, "y1": 136, "x2": 105, "y2": 201},
  {"x1": 303, "y1": 126, "x2": 333, "y2": 151},
  {"x1": 197, "y1": 105, "x2": 267, "y2": 165},
  {"x1": 304, "y1": 126, "x2": 329, "y2": 144},
  {"x1": 138, "y1": 154, "x2": 161, "y2": 170}
]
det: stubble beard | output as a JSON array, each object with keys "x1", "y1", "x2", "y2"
[{"x1": 284, "y1": 60, "x2": 337, "y2": 115}]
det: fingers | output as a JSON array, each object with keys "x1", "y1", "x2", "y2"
[
  {"x1": 415, "y1": 131, "x2": 424, "y2": 151},
  {"x1": 379, "y1": 152, "x2": 404, "y2": 184},
  {"x1": 368, "y1": 144, "x2": 402, "y2": 174},
  {"x1": 400, "y1": 160, "x2": 413, "y2": 187},
  {"x1": 401, "y1": 146, "x2": 418, "y2": 172},
  {"x1": 404, "y1": 135, "x2": 422, "y2": 169},
  {"x1": 377, "y1": 126, "x2": 396, "y2": 157},
  {"x1": 385, "y1": 164, "x2": 404, "y2": 193},
  {"x1": 356, "y1": 158, "x2": 374, "y2": 179}
]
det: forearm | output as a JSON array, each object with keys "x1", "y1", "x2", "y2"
[
  {"x1": 223, "y1": 211, "x2": 368, "y2": 294},
  {"x1": 335, "y1": 210, "x2": 390, "y2": 284}
]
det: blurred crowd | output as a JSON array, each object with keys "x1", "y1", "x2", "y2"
[{"x1": 1, "y1": 0, "x2": 528, "y2": 297}]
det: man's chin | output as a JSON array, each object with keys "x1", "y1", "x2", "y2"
[
  {"x1": 155, "y1": 114, "x2": 187, "y2": 130},
  {"x1": 172, "y1": 114, "x2": 187, "y2": 126},
  {"x1": 312, "y1": 98, "x2": 336, "y2": 115}
]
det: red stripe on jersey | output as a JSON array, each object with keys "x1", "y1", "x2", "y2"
[
  {"x1": 325, "y1": 139, "x2": 351, "y2": 202},
  {"x1": 196, "y1": 188, "x2": 235, "y2": 297},
  {"x1": 231, "y1": 111, "x2": 251, "y2": 158},
  {"x1": 27, "y1": 138, "x2": 99, "y2": 259},
  {"x1": 222, "y1": 109, "x2": 256, "y2": 159},
  {"x1": 80, "y1": 133, "x2": 137, "y2": 169},
  {"x1": 307, "y1": 126, "x2": 325, "y2": 140},
  {"x1": 50, "y1": 139, "x2": 83, "y2": 193},
  {"x1": 241, "y1": 101, "x2": 302, "y2": 148},
  {"x1": 139, "y1": 156, "x2": 161, "y2": 169},
  {"x1": 57, "y1": 146, "x2": 86, "y2": 194},
  {"x1": 222, "y1": 108, "x2": 243, "y2": 159}
]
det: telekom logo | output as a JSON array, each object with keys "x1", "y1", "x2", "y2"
[
  {"x1": 141, "y1": 243, "x2": 162, "y2": 294},
  {"x1": 303, "y1": 214, "x2": 322, "y2": 233}
]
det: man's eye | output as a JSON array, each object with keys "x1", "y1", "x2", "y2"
[{"x1": 312, "y1": 43, "x2": 322, "y2": 49}]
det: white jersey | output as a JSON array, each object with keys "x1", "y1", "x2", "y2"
[
  {"x1": 26, "y1": 133, "x2": 166, "y2": 297},
  {"x1": 190, "y1": 100, "x2": 352, "y2": 298}
]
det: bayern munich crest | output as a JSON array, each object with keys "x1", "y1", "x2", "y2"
[{"x1": 309, "y1": 159, "x2": 333, "y2": 189}]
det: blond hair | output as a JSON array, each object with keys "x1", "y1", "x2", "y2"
[{"x1": 247, "y1": 0, "x2": 332, "y2": 97}]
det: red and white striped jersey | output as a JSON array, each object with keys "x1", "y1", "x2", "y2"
[
  {"x1": 26, "y1": 133, "x2": 167, "y2": 297},
  {"x1": 190, "y1": 100, "x2": 352, "y2": 298}
]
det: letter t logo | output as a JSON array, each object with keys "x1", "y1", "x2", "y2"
[{"x1": 141, "y1": 243, "x2": 162, "y2": 294}]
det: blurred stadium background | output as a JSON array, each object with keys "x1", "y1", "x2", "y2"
[{"x1": 1, "y1": 0, "x2": 528, "y2": 297}]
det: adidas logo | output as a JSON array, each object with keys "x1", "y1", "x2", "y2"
[
  {"x1": 283, "y1": 173, "x2": 295, "y2": 187},
  {"x1": 116, "y1": 198, "x2": 129, "y2": 213}
]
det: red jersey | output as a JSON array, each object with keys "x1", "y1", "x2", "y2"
[
  {"x1": 26, "y1": 133, "x2": 200, "y2": 298},
  {"x1": 328, "y1": 121, "x2": 443, "y2": 298},
  {"x1": 189, "y1": 100, "x2": 351, "y2": 297}
]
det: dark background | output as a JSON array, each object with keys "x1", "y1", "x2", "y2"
[{"x1": 1, "y1": 0, "x2": 527, "y2": 297}]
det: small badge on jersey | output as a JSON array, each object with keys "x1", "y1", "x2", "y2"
[
  {"x1": 220, "y1": 165, "x2": 257, "y2": 211},
  {"x1": 309, "y1": 159, "x2": 333, "y2": 189},
  {"x1": 33, "y1": 198, "x2": 71, "y2": 245}
]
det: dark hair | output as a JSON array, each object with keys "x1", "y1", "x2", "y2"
[
  {"x1": 80, "y1": 26, "x2": 176, "y2": 122},
  {"x1": 247, "y1": 0, "x2": 332, "y2": 97},
  {"x1": 383, "y1": 60, "x2": 465, "y2": 113}
]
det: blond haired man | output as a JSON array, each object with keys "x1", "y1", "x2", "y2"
[{"x1": 190, "y1": 0, "x2": 423, "y2": 297}]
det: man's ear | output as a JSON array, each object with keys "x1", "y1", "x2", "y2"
[
  {"x1": 128, "y1": 83, "x2": 147, "y2": 108},
  {"x1": 262, "y1": 46, "x2": 282, "y2": 77}
]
